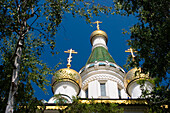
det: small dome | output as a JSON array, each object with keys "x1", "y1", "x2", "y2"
[
  {"x1": 52, "y1": 68, "x2": 82, "y2": 88},
  {"x1": 124, "y1": 68, "x2": 149, "y2": 94},
  {"x1": 90, "y1": 30, "x2": 108, "y2": 45}
]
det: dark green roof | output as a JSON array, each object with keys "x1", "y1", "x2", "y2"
[{"x1": 86, "y1": 46, "x2": 115, "y2": 64}]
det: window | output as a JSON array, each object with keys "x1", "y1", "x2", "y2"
[
  {"x1": 119, "y1": 68, "x2": 124, "y2": 73},
  {"x1": 88, "y1": 64, "x2": 94, "y2": 68},
  {"x1": 110, "y1": 64, "x2": 116, "y2": 68},
  {"x1": 100, "y1": 83, "x2": 106, "y2": 96},
  {"x1": 99, "y1": 63, "x2": 106, "y2": 66},
  {"x1": 118, "y1": 89, "x2": 121, "y2": 99},
  {"x1": 85, "y1": 88, "x2": 88, "y2": 98}
]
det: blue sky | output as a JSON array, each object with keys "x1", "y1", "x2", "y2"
[{"x1": 33, "y1": 12, "x2": 138, "y2": 101}]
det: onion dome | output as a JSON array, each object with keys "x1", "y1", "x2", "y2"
[
  {"x1": 51, "y1": 68, "x2": 82, "y2": 95},
  {"x1": 124, "y1": 68, "x2": 149, "y2": 96},
  {"x1": 90, "y1": 29, "x2": 108, "y2": 45}
]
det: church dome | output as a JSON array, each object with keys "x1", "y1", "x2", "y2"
[
  {"x1": 124, "y1": 68, "x2": 149, "y2": 95},
  {"x1": 86, "y1": 46, "x2": 115, "y2": 64},
  {"x1": 52, "y1": 68, "x2": 82, "y2": 89},
  {"x1": 90, "y1": 29, "x2": 108, "y2": 45}
]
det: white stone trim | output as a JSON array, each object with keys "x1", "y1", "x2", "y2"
[
  {"x1": 82, "y1": 69, "x2": 124, "y2": 84},
  {"x1": 81, "y1": 74, "x2": 124, "y2": 90}
]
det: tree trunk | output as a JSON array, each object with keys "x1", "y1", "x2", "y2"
[{"x1": 5, "y1": 36, "x2": 24, "y2": 113}]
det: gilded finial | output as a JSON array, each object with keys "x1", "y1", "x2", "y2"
[
  {"x1": 64, "y1": 49, "x2": 77, "y2": 68},
  {"x1": 93, "y1": 21, "x2": 102, "y2": 30},
  {"x1": 125, "y1": 48, "x2": 137, "y2": 61}
]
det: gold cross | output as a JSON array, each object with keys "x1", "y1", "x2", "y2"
[
  {"x1": 125, "y1": 48, "x2": 137, "y2": 60},
  {"x1": 64, "y1": 49, "x2": 77, "y2": 68},
  {"x1": 93, "y1": 21, "x2": 102, "y2": 30}
]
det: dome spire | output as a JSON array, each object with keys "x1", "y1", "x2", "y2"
[
  {"x1": 93, "y1": 21, "x2": 102, "y2": 30},
  {"x1": 90, "y1": 21, "x2": 108, "y2": 47},
  {"x1": 125, "y1": 48, "x2": 137, "y2": 61},
  {"x1": 86, "y1": 21, "x2": 115, "y2": 64},
  {"x1": 64, "y1": 48, "x2": 77, "y2": 69}
]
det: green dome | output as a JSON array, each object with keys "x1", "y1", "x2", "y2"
[{"x1": 86, "y1": 46, "x2": 115, "y2": 64}]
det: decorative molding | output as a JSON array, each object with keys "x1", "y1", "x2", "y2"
[
  {"x1": 82, "y1": 74, "x2": 124, "y2": 90},
  {"x1": 82, "y1": 69, "x2": 124, "y2": 84},
  {"x1": 79, "y1": 99, "x2": 148, "y2": 105}
]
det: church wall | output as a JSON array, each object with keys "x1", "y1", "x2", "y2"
[
  {"x1": 128, "y1": 81, "x2": 154, "y2": 98},
  {"x1": 81, "y1": 79, "x2": 127, "y2": 99},
  {"x1": 53, "y1": 82, "x2": 78, "y2": 99},
  {"x1": 131, "y1": 84, "x2": 142, "y2": 98},
  {"x1": 92, "y1": 36, "x2": 106, "y2": 46},
  {"x1": 121, "y1": 89, "x2": 128, "y2": 98},
  {"x1": 107, "y1": 80, "x2": 119, "y2": 98},
  {"x1": 89, "y1": 80, "x2": 98, "y2": 98},
  {"x1": 92, "y1": 36, "x2": 107, "y2": 50},
  {"x1": 79, "y1": 89, "x2": 85, "y2": 98}
]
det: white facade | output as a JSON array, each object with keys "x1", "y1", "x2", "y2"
[
  {"x1": 79, "y1": 62, "x2": 127, "y2": 99},
  {"x1": 48, "y1": 81, "x2": 79, "y2": 103},
  {"x1": 128, "y1": 81, "x2": 154, "y2": 98}
]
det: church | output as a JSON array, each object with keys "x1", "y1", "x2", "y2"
[{"x1": 43, "y1": 21, "x2": 154, "y2": 113}]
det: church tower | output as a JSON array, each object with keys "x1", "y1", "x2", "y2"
[
  {"x1": 79, "y1": 21, "x2": 127, "y2": 99},
  {"x1": 124, "y1": 48, "x2": 154, "y2": 98},
  {"x1": 124, "y1": 67, "x2": 153, "y2": 98},
  {"x1": 48, "y1": 49, "x2": 82, "y2": 103}
]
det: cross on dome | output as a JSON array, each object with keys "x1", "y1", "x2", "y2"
[
  {"x1": 64, "y1": 49, "x2": 77, "y2": 68},
  {"x1": 125, "y1": 48, "x2": 137, "y2": 61},
  {"x1": 93, "y1": 21, "x2": 102, "y2": 30}
]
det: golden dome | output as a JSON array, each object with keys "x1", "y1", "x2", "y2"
[
  {"x1": 52, "y1": 68, "x2": 82, "y2": 88},
  {"x1": 124, "y1": 68, "x2": 149, "y2": 94},
  {"x1": 90, "y1": 30, "x2": 108, "y2": 45}
]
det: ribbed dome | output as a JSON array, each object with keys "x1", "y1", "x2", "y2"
[
  {"x1": 90, "y1": 29, "x2": 108, "y2": 45},
  {"x1": 52, "y1": 68, "x2": 82, "y2": 88},
  {"x1": 124, "y1": 68, "x2": 149, "y2": 95}
]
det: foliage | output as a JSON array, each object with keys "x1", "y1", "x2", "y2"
[
  {"x1": 0, "y1": 0, "x2": 112, "y2": 112},
  {"x1": 146, "y1": 86, "x2": 170, "y2": 113},
  {"x1": 113, "y1": 0, "x2": 170, "y2": 112},
  {"x1": 0, "y1": 35, "x2": 51, "y2": 112},
  {"x1": 114, "y1": 0, "x2": 169, "y2": 80},
  {"x1": 62, "y1": 97, "x2": 124, "y2": 113}
]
